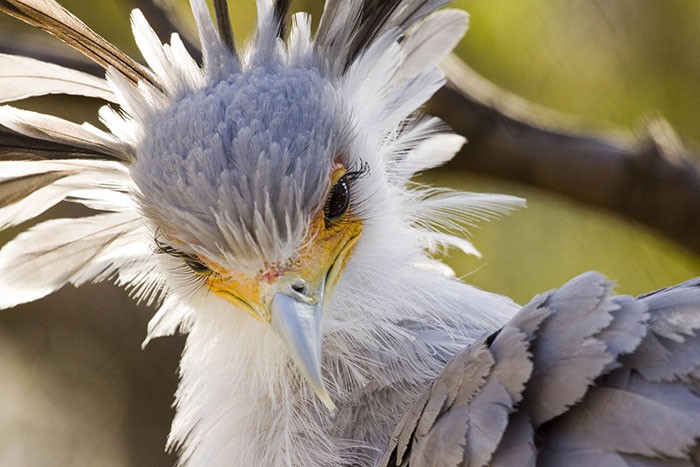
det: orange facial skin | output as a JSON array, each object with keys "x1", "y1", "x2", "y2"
[{"x1": 205, "y1": 166, "x2": 363, "y2": 323}]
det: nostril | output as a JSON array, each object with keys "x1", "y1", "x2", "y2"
[{"x1": 291, "y1": 282, "x2": 308, "y2": 296}]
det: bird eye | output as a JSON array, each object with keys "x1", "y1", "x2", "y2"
[
  {"x1": 155, "y1": 238, "x2": 212, "y2": 276},
  {"x1": 324, "y1": 175, "x2": 351, "y2": 223},
  {"x1": 183, "y1": 256, "x2": 212, "y2": 275}
]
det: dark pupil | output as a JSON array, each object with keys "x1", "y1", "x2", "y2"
[
  {"x1": 324, "y1": 176, "x2": 350, "y2": 222},
  {"x1": 183, "y1": 256, "x2": 211, "y2": 275}
]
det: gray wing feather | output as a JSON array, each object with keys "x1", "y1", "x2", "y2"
[
  {"x1": 409, "y1": 345, "x2": 493, "y2": 467},
  {"x1": 384, "y1": 344, "x2": 493, "y2": 467},
  {"x1": 381, "y1": 272, "x2": 700, "y2": 466},
  {"x1": 488, "y1": 414, "x2": 536, "y2": 467},
  {"x1": 394, "y1": 389, "x2": 429, "y2": 464},
  {"x1": 462, "y1": 321, "x2": 537, "y2": 467},
  {"x1": 382, "y1": 290, "x2": 548, "y2": 467},
  {"x1": 596, "y1": 295, "x2": 649, "y2": 371},
  {"x1": 540, "y1": 376, "x2": 700, "y2": 461},
  {"x1": 627, "y1": 284, "x2": 700, "y2": 383},
  {"x1": 522, "y1": 272, "x2": 623, "y2": 426},
  {"x1": 625, "y1": 456, "x2": 696, "y2": 467}
]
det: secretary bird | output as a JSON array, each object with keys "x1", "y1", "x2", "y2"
[{"x1": 0, "y1": 0, "x2": 698, "y2": 465}]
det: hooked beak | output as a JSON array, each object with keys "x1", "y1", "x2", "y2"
[
  {"x1": 270, "y1": 281, "x2": 335, "y2": 410},
  {"x1": 206, "y1": 211, "x2": 362, "y2": 410}
]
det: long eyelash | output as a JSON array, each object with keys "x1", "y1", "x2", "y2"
[
  {"x1": 176, "y1": 267, "x2": 211, "y2": 294},
  {"x1": 154, "y1": 231, "x2": 211, "y2": 275},
  {"x1": 346, "y1": 160, "x2": 370, "y2": 214},
  {"x1": 345, "y1": 160, "x2": 370, "y2": 182},
  {"x1": 323, "y1": 161, "x2": 370, "y2": 229},
  {"x1": 154, "y1": 233, "x2": 185, "y2": 258}
]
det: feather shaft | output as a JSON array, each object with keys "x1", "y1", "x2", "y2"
[{"x1": 0, "y1": 0, "x2": 159, "y2": 88}]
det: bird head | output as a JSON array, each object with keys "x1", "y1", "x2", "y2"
[
  {"x1": 0, "y1": 0, "x2": 523, "y2": 414},
  {"x1": 133, "y1": 64, "x2": 370, "y2": 408},
  {"x1": 119, "y1": 0, "x2": 520, "y2": 409}
]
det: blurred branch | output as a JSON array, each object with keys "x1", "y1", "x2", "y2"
[{"x1": 435, "y1": 55, "x2": 700, "y2": 256}]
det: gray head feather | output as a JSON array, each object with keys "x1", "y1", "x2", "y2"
[{"x1": 133, "y1": 65, "x2": 349, "y2": 269}]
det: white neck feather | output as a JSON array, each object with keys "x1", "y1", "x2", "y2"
[{"x1": 165, "y1": 231, "x2": 516, "y2": 467}]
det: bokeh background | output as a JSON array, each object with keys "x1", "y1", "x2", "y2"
[{"x1": 1, "y1": 0, "x2": 699, "y2": 465}]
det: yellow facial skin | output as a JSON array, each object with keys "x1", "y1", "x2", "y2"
[{"x1": 205, "y1": 167, "x2": 363, "y2": 323}]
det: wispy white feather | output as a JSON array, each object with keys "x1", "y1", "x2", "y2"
[
  {"x1": 189, "y1": 0, "x2": 239, "y2": 80},
  {"x1": 0, "y1": 53, "x2": 116, "y2": 104},
  {"x1": 0, "y1": 105, "x2": 132, "y2": 161},
  {"x1": 380, "y1": 66, "x2": 446, "y2": 131},
  {"x1": 251, "y1": 0, "x2": 278, "y2": 62},
  {"x1": 0, "y1": 212, "x2": 149, "y2": 308},
  {"x1": 0, "y1": 160, "x2": 131, "y2": 227},
  {"x1": 421, "y1": 230, "x2": 482, "y2": 258},
  {"x1": 130, "y1": 10, "x2": 203, "y2": 99},
  {"x1": 144, "y1": 293, "x2": 194, "y2": 347},
  {"x1": 286, "y1": 13, "x2": 313, "y2": 67},
  {"x1": 390, "y1": 130, "x2": 467, "y2": 181},
  {"x1": 395, "y1": 10, "x2": 469, "y2": 82},
  {"x1": 411, "y1": 189, "x2": 526, "y2": 233},
  {"x1": 343, "y1": 30, "x2": 404, "y2": 128}
]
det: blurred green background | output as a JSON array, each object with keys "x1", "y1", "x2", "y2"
[{"x1": 1, "y1": 0, "x2": 699, "y2": 465}]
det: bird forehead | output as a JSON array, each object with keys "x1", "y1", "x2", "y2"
[
  {"x1": 132, "y1": 66, "x2": 345, "y2": 267},
  {"x1": 138, "y1": 66, "x2": 339, "y2": 174}
]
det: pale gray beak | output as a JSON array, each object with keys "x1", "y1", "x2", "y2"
[{"x1": 270, "y1": 285, "x2": 336, "y2": 410}]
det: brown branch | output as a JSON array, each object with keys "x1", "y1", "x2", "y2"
[{"x1": 434, "y1": 55, "x2": 700, "y2": 256}]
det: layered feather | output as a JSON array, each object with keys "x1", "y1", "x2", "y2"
[
  {"x1": 0, "y1": 105, "x2": 132, "y2": 161},
  {"x1": 315, "y1": 0, "x2": 451, "y2": 74},
  {"x1": 0, "y1": 159, "x2": 131, "y2": 228},
  {"x1": 0, "y1": 211, "x2": 154, "y2": 308},
  {"x1": 381, "y1": 273, "x2": 700, "y2": 467},
  {"x1": 0, "y1": 2, "x2": 187, "y2": 314}
]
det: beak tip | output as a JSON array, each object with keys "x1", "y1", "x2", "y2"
[
  {"x1": 321, "y1": 397, "x2": 337, "y2": 412},
  {"x1": 314, "y1": 385, "x2": 337, "y2": 411},
  {"x1": 271, "y1": 292, "x2": 337, "y2": 410}
]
